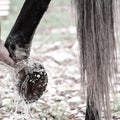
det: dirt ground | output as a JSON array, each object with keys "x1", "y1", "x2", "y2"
[{"x1": 0, "y1": 40, "x2": 120, "y2": 120}]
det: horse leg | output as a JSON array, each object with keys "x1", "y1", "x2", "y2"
[
  {"x1": 0, "y1": 40, "x2": 14, "y2": 66},
  {"x1": 85, "y1": 97, "x2": 99, "y2": 120},
  {"x1": 4, "y1": 0, "x2": 51, "y2": 103},
  {"x1": 5, "y1": 0, "x2": 51, "y2": 63}
]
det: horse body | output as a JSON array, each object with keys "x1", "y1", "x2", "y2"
[{"x1": 1, "y1": 0, "x2": 118, "y2": 120}]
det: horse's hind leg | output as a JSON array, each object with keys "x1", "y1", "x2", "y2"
[
  {"x1": 0, "y1": 40, "x2": 14, "y2": 66},
  {"x1": 5, "y1": 0, "x2": 51, "y2": 63},
  {"x1": 85, "y1": 99, "x2": 99, "y2": 120},
  {"x1": 4, "y1": 0, "x2": 51, "y2": 103}
]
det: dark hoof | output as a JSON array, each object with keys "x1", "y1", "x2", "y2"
[{"x1": 17, "y1": 62, "x2": 48, "y2": 103}]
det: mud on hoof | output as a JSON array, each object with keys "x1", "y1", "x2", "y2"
[{"x1": 16, "y1": 61, "x2": 48, "y2": 103}]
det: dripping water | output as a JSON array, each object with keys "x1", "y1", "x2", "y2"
[
  {"x1": 0, "y1": 58, "x2": 47, "y2": 120},
  {"x1": 11, "y1": 59, "x2": 42, "y2": 120},
  {"x1": 9, "y1": 59, "x2": 33, "y2": 120}
]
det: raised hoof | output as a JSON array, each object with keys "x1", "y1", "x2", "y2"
[{"x1": 17, "y1": 62, "x2": 48, "y2": 103}]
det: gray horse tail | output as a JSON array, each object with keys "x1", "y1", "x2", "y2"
[{"x1": 74, "y1": 0, "x2": 118, "y2": 120}]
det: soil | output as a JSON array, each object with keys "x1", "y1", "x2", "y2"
[{"x1": 0, "y1": 40, "x2": 120, "y2": 120}]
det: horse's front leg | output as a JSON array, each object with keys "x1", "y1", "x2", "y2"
[
  {"x1": 0, "y1": 40, "x2": 14, "y2": 67},
  {"x1": 5, "y1": 0, "x2": 51, "y2": 63}
]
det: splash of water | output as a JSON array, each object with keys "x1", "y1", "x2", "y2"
[
  {"x1": 14, "y1": 59, "x2": 48, "y2": 103},
  {"x1": 0, "y1": 58, "x2": 48, "y2": 119}
]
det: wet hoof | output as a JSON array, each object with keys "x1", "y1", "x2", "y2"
[{"x1": 17, "y1": 62, "x2": 48, "y2": 103}]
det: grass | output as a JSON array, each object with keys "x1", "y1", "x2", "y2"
[
  {"x1": 34, "y1": 32, "x2": 76, "y2": 43},
  {"x1": 1, "y1": 0, "x2": 76, "y2": 43},
  {"x1": 112, "y1": 96, "x2": 120, "y2": 112}
]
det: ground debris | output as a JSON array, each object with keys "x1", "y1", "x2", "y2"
[{"x1": 0, "y1": 40, "x2": 120, "y2": 120}]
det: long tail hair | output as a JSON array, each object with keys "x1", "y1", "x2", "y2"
[{"x1": 74, "y1": 0, "x2": 117, "y2": 120}]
